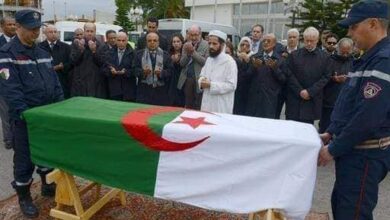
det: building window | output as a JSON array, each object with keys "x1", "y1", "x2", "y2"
[
  {"x1": 272, "y1": 2, "x2": 285, "y2": 14},
  {"x1": 234, "y1": 1, "x2": 285, "y2": 15}
]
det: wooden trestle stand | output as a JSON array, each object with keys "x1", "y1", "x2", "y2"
[
  {"x1": 46, "y1": 169, "x2": 126, "y2": 220},
  {"x1": 46, "y1": 169, "x2": 286, "y2": 220},
  {"x1": 248, "y1": 209, "x2": 287, "y2": 220}
]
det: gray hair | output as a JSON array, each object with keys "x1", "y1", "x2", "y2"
[
  {"x1": 264, "y1": 33, "x2": 277, "y2": 41},
  {"x1": 189, "y1": 24, "x2": 201, "y2": 33},
  {"x1": 84, "y1": 22, "x2": 96, "y2": 30},
  {"x1": 287, "y1": 28, "x2": 299, "y2": 37},
  {"x1": 338, "y1": 37, "x2": 353, "y2": 48},
  {"x1": 303, "y1": 27, "x2": 319, "y2": 39}
]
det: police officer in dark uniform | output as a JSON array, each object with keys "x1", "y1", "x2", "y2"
[
  {"x1": 318, "y1": 1, "x2": 390, "y2": 219},
  {"x1": 0, "y1": 10, "x2": 63, "y2": 218}
]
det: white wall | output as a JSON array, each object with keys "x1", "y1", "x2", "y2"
[
  {"x1": 95, "y1": 10, "x2": 115, "y2": 24},
  {"x1": 191, "y1": 4, "x2": 234, "y2": 25}
]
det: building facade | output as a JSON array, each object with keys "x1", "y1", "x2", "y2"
[{"x1": 185, "y1": 0, "x2": 298, "y2": 41}]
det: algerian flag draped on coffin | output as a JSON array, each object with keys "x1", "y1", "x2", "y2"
[{"x1": 23, "y1": 97, "x2": 321, "y2": 220}]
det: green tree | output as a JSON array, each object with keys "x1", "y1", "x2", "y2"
[
  {"x1": 135, "y1": 0, "x2": 189, "y2": 19},
  {"x1": 149, "y1": 0, "x2": 189, "y2": 19},
  {"x1": 114, "y1": 0, "x2": 134, "y2": 32},
  {"x1": 294, "y1": 0, "x2": 358, "y2": 38}
]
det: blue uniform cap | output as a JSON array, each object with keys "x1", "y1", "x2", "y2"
[
  {"x1": 338, "y1": 0, "x2": 389, "y2": 28},
  {"x1": 15, "y1": 10, "x2": 43, "y2": 29}
]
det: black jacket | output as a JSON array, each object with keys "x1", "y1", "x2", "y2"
[
  {"x1": 285, "y1": 48, "x2": 331, "y2": 120},
  {"x1": 168, "y1": 56, "x2": 185, "y2": 107},
  {"x1": 69, "y1": 38, "x2": 108, "y2": 98},
  {"x1": 103, "y1": 46, "x2": 137, "y2": 101},
  {"x1": 133, "y1": 49, "x2": 173, "y2": 106},
  {"x1": 0, "y1": 35, "x2": 8, "y2": 47},
  {"x1": 323, "y1": 54, "x2": 353, "y2": 108},
  {"x1": 39, "y1": 40, "x2": 71, "y2": 98},
  {"x1": 246, "y1": 51, "x2": 286, "y2": 119},
  {"x1": 233, "y1": 56, "x2": 252, "y2": 116}
]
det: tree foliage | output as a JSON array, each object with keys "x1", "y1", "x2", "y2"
[
  {"x1": 149, "y1": 0, "x2": 189, "y2": 19},
  {"x1": 294, "y1": 0, "x2": 359, "y2": 38},
  {"x1": 114, "y1": 0, "x2": 134, "y2": 31},
  {"x1": 133, "y1": 0, "x2": 189, "y2": 20}
]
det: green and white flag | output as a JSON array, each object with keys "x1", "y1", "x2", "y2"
[{"x1": 23, "y1": 97, "x2": 321, "y2": 219}]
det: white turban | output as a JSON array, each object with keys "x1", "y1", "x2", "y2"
[{"x1": 209, "y1": 30, "x2": 227, "y2": 42}]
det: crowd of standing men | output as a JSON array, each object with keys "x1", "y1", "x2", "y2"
[
  {"x1": 0, "y1": 0, "x2": 389, "y2": 219},
  {"x1": 0, "y1": 16, "x2": 357, "y2": 122}
]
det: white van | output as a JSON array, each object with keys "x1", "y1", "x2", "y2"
[
  {"x1": 55, "y1": 21, "x2": 123, "y2": 44},
  {"x1": 158, "y1": 19, "x2": 240, "y2": 46}
]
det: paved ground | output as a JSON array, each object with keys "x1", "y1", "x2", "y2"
[{"x1": 0, "y1": 119, "x2": 389, "y2": 219}]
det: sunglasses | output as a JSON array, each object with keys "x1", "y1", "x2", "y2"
[{"x1": 327, "y1": 42, "x2": 337, "y2": 45}]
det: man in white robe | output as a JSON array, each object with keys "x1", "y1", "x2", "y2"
[{"x1": 198, "y1": 30, "x2": 237, "y2": 114}]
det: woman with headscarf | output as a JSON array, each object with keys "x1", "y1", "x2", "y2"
[{"x1": 233, "y1": 37, "x2": 255, "y2": 115}]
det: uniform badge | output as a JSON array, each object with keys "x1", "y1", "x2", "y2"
[
  {"x1": 0, "y1": 68, "x2": 10, "y2": 80},
  {"x1": 33, "y1": 12, "x2": 39, "y2": 20},
  {"x1": 363, "y1": 82, "x2": 382, "y2": 99}
]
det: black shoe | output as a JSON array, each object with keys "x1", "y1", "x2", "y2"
[
  {"x1": 19, "y1": 195, "x2": 39, "y2": 218},
  {"x1": 13, "y1": 182, "x2": 39, "y2": 218},
  {"x1": 41, "y1": 183, "x2": 56, "y2": 197}
]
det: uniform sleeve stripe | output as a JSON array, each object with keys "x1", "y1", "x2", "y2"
[
  {"x1": 348, "y1": 70, "x2": 390, "y2": 83},
  {"x1": 347, "y1": 71, "x2": 363, "y2": 78},
  {"x1": 37, "y1": 58, "x2": 53, "y2": 63},
  {"x1": 0, "y1": 58, "x2": 14, "y2": 63},
  {"x1": 0, "y1": 58, "x2": 52, "y2": 65},
  {"x1": 367, "y1": 70, "x2": 390, "y2": 83}
]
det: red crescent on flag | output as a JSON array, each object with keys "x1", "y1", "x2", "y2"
[{"x1": 121, "y1": 106, "x2": 210, "y2": 152}]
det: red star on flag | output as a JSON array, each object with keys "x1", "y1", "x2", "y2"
[{"x1": 174, "y1": 116, "x2": 214, "y2": 129}]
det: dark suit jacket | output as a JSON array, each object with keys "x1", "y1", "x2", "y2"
[
  {"x1": 103, "y1": 46, "x2": 137, "y2": 101},
  {"x1": 133, "y1": 49, "x2": 173, "y2": 106},
  {"x1": 285, "y1": 48, "x2": 331, "y2": 120},
  {"x1": 69, "y1": 38, "x2": 108, "y2": 98},
  {"x1": 246, "y1": 50, "x2": 286, "y2": 119},
  {"x1": 0, "y1": 35, "x2": 7, "y2": 48},
  {"x1": 39, "y1": 40, "x2": 71, "y2": 98},
  {"x1": 323, "y1": 54, "x2": 352, "y2": 108}
]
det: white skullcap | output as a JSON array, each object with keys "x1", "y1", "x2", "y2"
[{"x1": 209, "y1": 30, "x2": 227, "y2": 42}]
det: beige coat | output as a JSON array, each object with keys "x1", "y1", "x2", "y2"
[{"x1": 177, "y1": 39, "x2": 209, "y2": 91}]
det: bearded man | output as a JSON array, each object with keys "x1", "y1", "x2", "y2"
[{"x1": 198, "y1": 30, "x2": 237, "y2": 114}]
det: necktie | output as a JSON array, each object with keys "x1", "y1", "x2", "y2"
[
  {"x1": 150, "y1": 51, "x2": 157, "y2": 67},
  {"x1": 50, "y1": 42, "x2": 55, "y2": 50},
  {"x1": 118, "y1": 50, "x2": 124, "y2": 64}
]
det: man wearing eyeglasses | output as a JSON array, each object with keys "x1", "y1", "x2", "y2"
[
  {"x1": 284, "y1": 26, "x2": 331, "y2": 124},
  {"x1": 318, "y1": 1, "x2": 390, "y2": 219},
  {"x1": 324, "y1": 33, "x2": 339, "y2": 55}
]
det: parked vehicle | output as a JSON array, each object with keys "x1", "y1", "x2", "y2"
[
  {"x1": 55, "y1": 21, "x2": 123, "y2": 44},
  {"x1": 158, "y1": 19, "x2": 240, "y2": 46}
]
